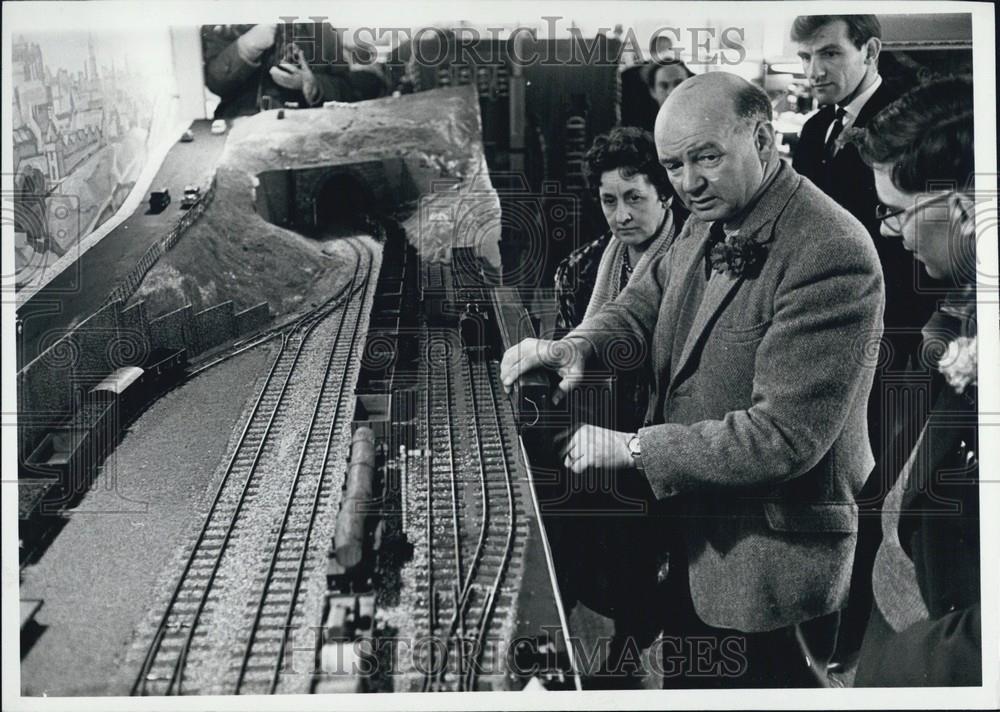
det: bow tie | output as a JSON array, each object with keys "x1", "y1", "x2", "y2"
[{"x1": 705, "y1": 221, "x2": 766, "y2": 277}]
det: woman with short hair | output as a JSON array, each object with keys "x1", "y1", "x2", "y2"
[
  {"x1": 549, "y1": 128, "x2": 687, "y2": 683},
  {"x1": 556, "y1": 127, "x2": 686, "y2": 329}
]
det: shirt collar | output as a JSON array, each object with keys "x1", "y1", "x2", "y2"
[{"x1": 839, "y1": 74, "x2": 882, "y2": 127}]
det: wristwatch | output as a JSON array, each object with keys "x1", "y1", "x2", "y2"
[{"x1": 627, "y1": 433, "x2": 644, "y2": 472}]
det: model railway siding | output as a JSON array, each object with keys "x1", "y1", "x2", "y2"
[
  {"x1": 359, "y1": 251, "x2": 544, "y2": 693},
  {"x1": 402, "y1": 336, "x2": 530, "y2": 692},
  {"x1": 125, "y1": 237, "x2": 380, "y2": 696}
]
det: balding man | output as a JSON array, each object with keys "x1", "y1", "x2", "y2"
[{"x1": 501, "y1": 73, "x2": 884, "y2": 686}]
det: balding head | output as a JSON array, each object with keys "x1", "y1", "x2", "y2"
[
  {"x1": 653, "y1": 72, "x2": 778, "y2": 223},
  {"x1": 656, "y1": 72, "x2": 772, "y2": 142}
]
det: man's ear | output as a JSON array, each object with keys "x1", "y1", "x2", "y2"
[
  {"x1": 950, "y1": 191, "x2": 977, "y2": 228},
  {"x1": 864, "y1": 37, "x2": 882, "y2": 65},
  {"x1": 949, "y1": 191, "x2": 978, "y2": 281},
  {"x1": 755, "y1": 122, "x2": 776, "y2": 156}
]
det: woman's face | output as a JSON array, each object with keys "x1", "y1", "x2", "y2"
[
  {"x1": 874, "y1": 164, "x2": 975, "y2": 284},
  {"x1": 598, "y1": 169, "x2": 665, "y2": 245}
]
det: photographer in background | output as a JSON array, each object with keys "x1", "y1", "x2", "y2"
[{"x1": 202, "y1": 22, "x2": 357, "y2": 118}]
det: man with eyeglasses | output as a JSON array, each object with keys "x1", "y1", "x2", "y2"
[
  {"x1": 874, "y1": 192, "x2": 952, "y2": 239},
  {"x1": 789, "y1": 14, "x2": 941, "y2": 674}
]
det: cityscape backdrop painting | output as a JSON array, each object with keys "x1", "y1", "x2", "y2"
[{"x1": 11, "y1": 29, "x2": 180, "y2": 291}]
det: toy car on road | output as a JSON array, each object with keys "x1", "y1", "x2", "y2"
[
  {"x1": 149, "y1": 188, "x2": 171, "y2": 213},
  {"x1": 180, "y1": 185, "x2": 201, "y2": 208},
  {"x1": 210, "y1": 119, "x2": 227, "y2": 135}
]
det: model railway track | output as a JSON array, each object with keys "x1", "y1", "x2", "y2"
[
  {"x1": 132, "y1": 241, "x2": 374, "y2": 696},
  {"x1": 417, "y1": 329, "x2": 521, "y2": 691},
  {"x1": 188, "y1": 262, "x2": 361, "y2": 378},
  {"x1": 421, "y1": 330, "x2": 465, "y2": 691},
  {"x1": 461, "y1": 359, "x2": 519, "y2": 689}
]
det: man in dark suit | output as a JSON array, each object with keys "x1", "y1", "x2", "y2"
[
  {"x1": 502, "y1": 72, "x2": 884, "y2": 687},
  {"x1": 790, "y1": 15, "x2": 938, "y2": 669}
]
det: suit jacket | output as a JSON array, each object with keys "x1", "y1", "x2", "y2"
[
  {"x1": 792, "y1": 84, "x2": 927, "y2": 340},
  {"x1": 792, "y1": 83, "x2": 895, "y2": 230},
  {"x1": 570, "y1": 162, "x2": 885, "y2": 632}
]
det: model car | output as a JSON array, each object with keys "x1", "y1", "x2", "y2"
[
  {"x1": 180, "y1": 185, "x2": 201, "y2": 208},
  {"x1": 149, "y1": 188, "x2": 171, "y2": 213}
]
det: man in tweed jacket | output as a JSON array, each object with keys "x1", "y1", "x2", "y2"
[{"x1": 502, "y1": 72, "x2": 884, "y2": 686}]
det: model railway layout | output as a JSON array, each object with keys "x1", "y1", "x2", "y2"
[
  {"x1": 414, "y1": 330, "x2": 523, "y2": 692},
  {"x1": 130, "y1": 240, "x2": 375, "y2": 695},
  {"x1": 315, "y1": 239, "x2": 567, "y2": 693},
  {"x1": 90, "y1": 223, "x2": 570, "y2": 695}
]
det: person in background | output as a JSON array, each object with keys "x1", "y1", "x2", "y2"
[
  {"x1": 647, "y1": 59, "x2": 695, "y2": 109},
  {"x1": 504, "y1": 72, "x2": 884, "y2": 687},
  {"x1": 789, "y1": 14, "x2": 934, "y2": 669},
  {"x1": 851, "y1": 75, "x2": 979, "y2": 687},
  {"x1": 202, "y1": 22, "x2": 356, "y2": 118},
  {"x1": 618, "y1": 34, "x2": 683, "y2": 132},
  {"x1": 555, "y1": 127, "x2": 688, "y2": 344},
  {"x1": 549, "y1": 127, "x2": 687, "y2": 685}
]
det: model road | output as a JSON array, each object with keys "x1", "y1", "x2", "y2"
[{"x1": 16, "y1": 119, "x2": 228, "y2": 370}]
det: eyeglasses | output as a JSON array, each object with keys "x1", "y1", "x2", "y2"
[{"x1": 875, "y1": 191, "x2": 953, "y2": 233}]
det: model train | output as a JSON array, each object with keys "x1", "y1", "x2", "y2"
[
  {"x1": 316, "y1": 427, "x2": 384, "y2": 693},
  {"x1": 418, "y1": 246, "x2": 557, "y2": 427},
  {"x1": 22, "y1": 347, "x2": 188, "y2": 509},
  {"x1": 327, "y1": 427, "x2": 382, "y2": 592}
]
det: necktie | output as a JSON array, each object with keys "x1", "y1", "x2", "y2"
[{"x1": 824, "y1": 106, "x2": 847, "y2": 161}]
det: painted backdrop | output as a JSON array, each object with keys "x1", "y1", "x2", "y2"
[{"x1": 11, "y1": 29, "x2": 180, "y2": 290}]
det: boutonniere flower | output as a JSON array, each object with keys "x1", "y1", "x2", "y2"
[
  {"x1": 707, "y1": 232, "x2": 766, "y2": 277},
  {"x1": 938, "y1": 335, "x2": 977, "y2": 394}
]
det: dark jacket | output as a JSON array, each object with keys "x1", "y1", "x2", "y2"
[
  {"x1": 793, "y1": 82, "x2": 935, "y2": 345},
  {"x1": 202, "y1": 23, "x2": 354, "y2": 118},
  {"x1": 855, "y1": 306, "x2": 980, "y2": 687}
]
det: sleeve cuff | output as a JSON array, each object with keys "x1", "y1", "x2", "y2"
[{"x1": 638, "y1": 424, "x2": 681, "y2": 499}]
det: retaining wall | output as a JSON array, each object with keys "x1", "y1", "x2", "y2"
[
  {"x1": 191, "y1": 301, "x2": 236, "y2": 355},
  {"x1": 18, "y1": 295, "x2": 271, "y2": 461}
]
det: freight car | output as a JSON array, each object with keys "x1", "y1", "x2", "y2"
[
  {"x1": 89, "y1": 347, "x2": 187, "y2": 426},
  {"x1": 21, "y1": 347, "x2": 187, "y2": 512},
  {"x1": 328, "y1": 427, "x2": 381, "y2": 593},
  {"x1": 313, "y1": 592, "x2": 378, "y2": 693}
]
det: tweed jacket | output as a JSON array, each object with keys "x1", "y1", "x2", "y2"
[{"x1": 570, "y1": 162, "x2": 885, "y2": 632}]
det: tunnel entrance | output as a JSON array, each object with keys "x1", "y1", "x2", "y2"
[
  {"x1": 314, "y1": 174, "x2": 374, "y2": 236},
  {"x1": 254, "y1": 158, "x2": 413, "y2": 239}
]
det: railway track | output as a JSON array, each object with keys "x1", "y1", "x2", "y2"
[
  {"x1": 131, "y1": 239, "x2": 375, "y2": 696},
  {"x1": 416, "y1": 329, "x2": 523, "y2": 691}
]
